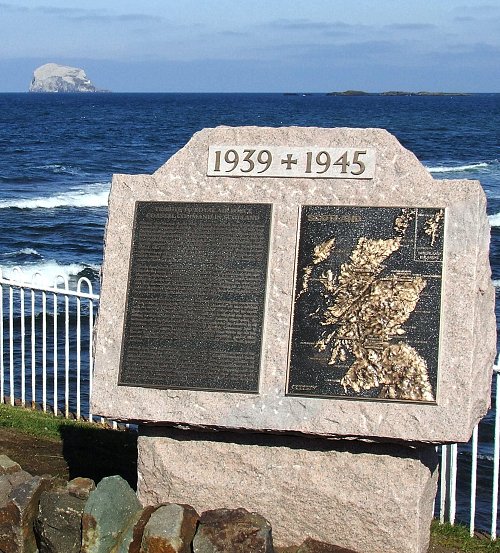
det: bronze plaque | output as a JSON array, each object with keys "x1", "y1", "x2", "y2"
[
  {"x1": 118, "y1": 201, "x2": 271, "y2": 393},
  {"x1": 287, "y1": 205, "x2": 445, "y2": 403}
]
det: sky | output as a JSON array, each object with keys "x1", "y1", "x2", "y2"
[{"x1": 0, "y1": 0, "x2": 499, "y2": 92}]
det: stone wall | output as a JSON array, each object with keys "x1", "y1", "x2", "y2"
[{"x1": 0, "y1": 454, "x2": 356, "y2": 553}]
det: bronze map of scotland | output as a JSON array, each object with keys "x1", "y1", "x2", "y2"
[{"x1": 287, "y1": 206, "x2": 445, "y2": 403}]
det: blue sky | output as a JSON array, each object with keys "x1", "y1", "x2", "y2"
[{"x1": 0, "y1": 0, "x2": 499, "y2": 92}]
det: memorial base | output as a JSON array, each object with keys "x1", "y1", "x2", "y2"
[{"x1": 137, "y1": 427, "x2": 438, "y2": 553}]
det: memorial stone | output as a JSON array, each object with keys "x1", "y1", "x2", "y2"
[{"x1": 92, "y1": 126, "x2": 496, "y2": 552}]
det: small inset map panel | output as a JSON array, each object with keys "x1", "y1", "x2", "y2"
[
  {"x1": 118, "y1": 201, "x2": 272, "y2": 393},
  {"x1": 287, "y1": 205, "x2": 445, "y2": 403}
]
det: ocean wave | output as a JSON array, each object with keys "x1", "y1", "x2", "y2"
[
  {"x1": 0, "y1": 183, "x2": 110, "y2": 210},
  {"x1": 0, "y1": 261, "x2": 100, "y2": 287},
  {"x1": 36, "y1": 163, "x2": 84, "y2": 176},
  {"x1": 493, "y1": 280, "x2": 500, "y2": 288},
  {"x1": 0, "y1": 248, "x2": 42, "y2": 259},
  {"x1": 488, "y1": 213, "x2": 500, "y2": 227},
  {"x1": 19, "y1": 248, "x2": 40, "y2": 256},
  {"x1": 427, "y1": 162, "x2": 490, "y2": 173},
  {"x1": 459, "y1": 451, "x2": 495, "y2": 463},
  {"x1": 477, "y1": 453, "x2": 494, "y2": 462}
]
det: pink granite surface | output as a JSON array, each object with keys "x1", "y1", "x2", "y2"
[
  {"x1": 136, "y1": 427, "x2": 438, "y2": 553},
  {"x1": 91, "y1": 126, "x2": 496, "y2": 443}
]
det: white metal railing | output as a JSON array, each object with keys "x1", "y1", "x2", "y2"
[
  {"x1": 0, "y1": 267, "x2": 499, "y2": 538},
  {"x1": 0, "y1": 267, "x2": 98, "y2": 420},
  {"x1": 433, "y1": 357, "x2": 500, "y2": 538}
]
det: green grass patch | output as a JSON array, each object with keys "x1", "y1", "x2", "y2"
[
  {"x1": 431, "y1": 521, "x2": 500, "y2": 552},
  {"x1": 0, "y1": 402, "x2": 137, "y2": 487},
  {"x1": 0, "y1": 402, "x2": 93, "y2": 440}
]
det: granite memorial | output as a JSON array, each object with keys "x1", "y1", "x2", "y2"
[{"x1": 92, "y1": 126, "x2": 496, "y2": 553}]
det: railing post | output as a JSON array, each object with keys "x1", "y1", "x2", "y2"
[
  {"x1": 448, "y1": 443, "x2": 458, "y2": 525},
  {"x1": 440, "y1": 443, "x2": 458, "y2": 526},
  {"x1": 62, "y1": 278, "x2": 70, "y2": 419},
  {"x1": 76, "y1": 290, "x2": 81, "y2": 420},
  {"x1": 470, "y1": 424, "x2": 478, "y2": 536},
  {"x1": 8, "y1": 283, "x2": 14, "y2": 406},
  {"x1": 9, "y1": 268, "x2": 26, "y2": 408},
  {"x1": 0, "y1": 269, "x2": 4, "y2": 403},
  {"x1": 491, "y1": 361, "x2": 500, "y2": 540},
  {"x1": 30, "y1": 286, "x2": 36, "y2": 408},
  {"x1": 76, "y1": 276, "x2": 94, "y2": 423},
  {"x1": 440, "y1": 444, "x2": 448, "y2": 524},
  {"x1": 20, "y1": 285, "x2": 26, "y2": 407},
  {"x1": 88, "y1": 286, "x2": 94, "y2": 423},
  {"x1": 53, "y1": 276, "x2": 68, "y2": 417},
  {"x1": 41, "y1": 287, "x2": 47, "y2": 412}
]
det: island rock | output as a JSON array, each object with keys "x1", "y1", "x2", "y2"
[{"x1": 29, "y1": 63, "x2": 101, "y2": 93}]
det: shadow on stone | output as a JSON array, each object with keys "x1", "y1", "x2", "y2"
[{"x1": 59, "y1": 425, "x2": 137, "y2": 488}]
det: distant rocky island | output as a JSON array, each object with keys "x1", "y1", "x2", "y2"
[
  {"x1": 29, "y1": 63, "x2": 108, "y2": 93},
  {"x1": 282, "y1": 90, "x2": 470, "y2": 97},
  {"x1": 326, "y1": 90, "x2": 469, "y2": 96}
]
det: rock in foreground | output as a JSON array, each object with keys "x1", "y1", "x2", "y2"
[
  {"x1": 192, "y1": 508, "x2": 274, "y2": 553},
  {"x1": 29, "y1": 63, "x2": 101, "y2": 93}
]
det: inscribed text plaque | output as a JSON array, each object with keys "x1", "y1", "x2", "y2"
[
  {"x1": 208, "y1": 146, "x2": 376, "y2": 179},
  {"x1": 118, "y1": 201, "x2": 272, "y2": 393}
]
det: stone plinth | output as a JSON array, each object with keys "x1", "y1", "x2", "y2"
[
  {"x1": 92, "y1": 126, "x2": 495, "y2": 443},
  {"x1": 137, "y1": 426, "x2": 438, "y2": 553}
]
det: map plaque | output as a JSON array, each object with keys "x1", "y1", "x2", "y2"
[
  {"x1": 118, "y1": 201, "x2": 271, "y2": 393},
  {"x1": 287, "y1": 205, "x2": 445, "y2": 403}
]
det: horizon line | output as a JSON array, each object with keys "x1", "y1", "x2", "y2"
[{"x1": 1, "y1": 90, "x2": 499, "y2": 95}]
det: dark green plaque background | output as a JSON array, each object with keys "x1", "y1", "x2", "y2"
[
  {"x1": 118, "y1": 201, "x2": 271, "y2": 393},
  {"x1": 287, "y1": 205, "x2": 444, "y2": 402}
]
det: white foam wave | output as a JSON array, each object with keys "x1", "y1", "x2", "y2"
[
  {"x1": 0, "y1": 183, "x2": 110, "y2": 210},
  {"x1": 36, "y1": 163, "x2": 83, "y2": 176},
  {"x1": 493, "y1": 280, "x2": 500, "y2": 289},
  {"x1": 19, "y1": 248, "x2": 40, "y2": 256},
  {"x1": 0, "y1": 261, "x2": 100, "y2": 287},
  {"x1": 477, "y1": 453, "x2": 494, "y2": 462},
  {"x1": 488, "y1": 213, "x2": 500, "y2": 227},
  {"x1": 1, "y1": 248, "x2": 41, "y2": 259},
  {"x1": 427, "y1": 162, "x2": 489, "y2": 173}
]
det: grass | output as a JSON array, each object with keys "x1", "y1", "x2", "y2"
[
  {"x1": 0, "y1": 401, "x2": 93, "y2": 440},
  {"x1": 1, "y1": 403, "x2": 500, "y2": 552},
  {"x1": 431, "y1": 521, "x2": 500, "y2": 552},
  {"x1": 0, "y1": 402, "x2": 138, "y2": 487}
]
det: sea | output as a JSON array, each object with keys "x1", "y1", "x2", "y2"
[{"x1": 0, "y1": 92, "x2": 499, "y2": 531}]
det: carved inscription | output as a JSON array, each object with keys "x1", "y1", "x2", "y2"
[
  {"x1": 287, "y1": 206, "x2": 445, "y2": 403},
  {"x1": 118, "y1": 202, "x2": 271, "y2": 393},
  {"x1": 207, "y1": 146, "x2": 376, "y2": 178}
]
